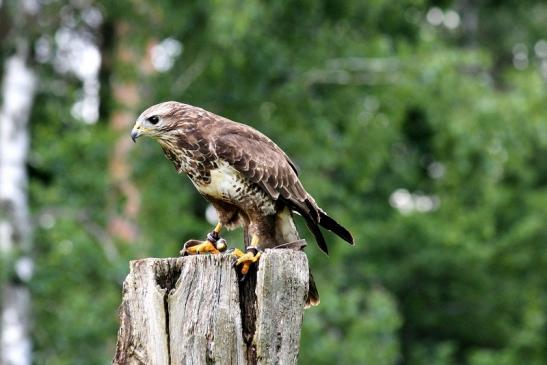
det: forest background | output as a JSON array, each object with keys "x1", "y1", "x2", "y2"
[{"x1": 0, "y1": 0, "x2": 546, "y2": 364}]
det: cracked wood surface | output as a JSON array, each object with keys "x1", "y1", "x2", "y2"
[{"x1": 112, "y1": 249, "x2": 308, "y2": 365}]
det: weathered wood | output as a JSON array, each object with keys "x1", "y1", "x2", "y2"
[
  {"x1": 254, "y1": 251, "x2": 308, "y2": 365},
  {"x1": 113, "y1": 249, "x2": 308, "y2": 365},
  {"x1": 168, "y1": 256, "x2": 245, "y2": 365}
]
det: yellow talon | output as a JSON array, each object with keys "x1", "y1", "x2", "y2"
[
  {"x1": 185, "y1": 240, "x2": 219, "y2": 255},
  {"x1": 236, "y1": 251, "x2": 261, "y2": 265},
  {"x1": 232, "y1": 235, "x2": 262, "y2": 274},
  {"x1": 183, "y1": 222, "x2": 225, "y2": 255},
  {"x1": 237, "y1": 251, "x2": 261, "y2": 275},
  {"x1": 231, "y1": 248, "x2": 245, "y2": 258}
]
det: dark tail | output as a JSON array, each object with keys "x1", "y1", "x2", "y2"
[
  {"x1": 305, "y1": 271, "x2": 320, "y2": 308},
  {"x1": 319, "y1": 211, "x2": 354, "y2": 245},
  {"x1": 303, "y1": 214, "x2": 329, "y2": 254},
  {"x1": 302, "y1": 210, "x2": 354, "y2": 255}
]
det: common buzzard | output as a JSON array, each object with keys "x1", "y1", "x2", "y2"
[{"x1": 131, "y1": 102, "x2": 354, "y2": 306}]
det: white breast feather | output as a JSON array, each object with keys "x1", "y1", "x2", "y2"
[
  {"x1": 193, "y1": 161, "x2": 276, "y2": 215},
  {"x1": 195, "y1": 162, "x2": 242, "y2": 199}
]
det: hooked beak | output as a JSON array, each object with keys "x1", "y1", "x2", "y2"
[
  {"x1": 131, "y1": 129, "x2": 139, "y2": 143},
  {"x1": 131, "y1": 123, "x2": 143, "y2": 143}
]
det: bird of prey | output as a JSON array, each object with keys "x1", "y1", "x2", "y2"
[{"x1": 131, "y1": 101, "x2": 354, "y2": 306}]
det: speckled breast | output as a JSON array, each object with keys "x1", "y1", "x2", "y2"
[{"x1": 192, "y1": 160, "x2": 276, "y2": 216}]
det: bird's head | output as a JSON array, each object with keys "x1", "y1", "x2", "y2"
[{"x1": 131, "y1": 101, "x2": 190, "y2": 143}]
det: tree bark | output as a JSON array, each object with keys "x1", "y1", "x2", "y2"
[
  {"x1": 113, "y1": 249, "x2": 308, "y2": 365},
  {"x1": 0, "y1": 3, "x2": 39, "y2": 362},
  {"x1": 106, "y1": 21, "x2": 157, "y2": 242},
  {"x1": 0, "y1": 54, "x2": 36, "y2": 365}
]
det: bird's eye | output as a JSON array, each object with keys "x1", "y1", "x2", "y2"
[{"x1": 147, "y1": 115, "x2": 159, "y2": 125}]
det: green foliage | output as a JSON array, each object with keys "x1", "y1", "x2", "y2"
[
  {"x1": 301, "y1": 286, "x2": 401, "y2": 365},
  {"x1": 0, "y1": 0, "x2": 545, "y2": 364}
]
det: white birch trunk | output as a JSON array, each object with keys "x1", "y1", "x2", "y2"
[{"x1": 0, "y1": 53, "x2": 37, "y2": 365}]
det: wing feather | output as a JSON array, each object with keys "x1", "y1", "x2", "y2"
[
  {"x1": 208, "y1": 117, "x2": 353, "y2": 251},
  {"x1": 211, "y1": 122, "x2": 314, "y2": 215}
]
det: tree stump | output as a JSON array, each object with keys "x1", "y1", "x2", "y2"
[{"x1": 112, "y1": 249, "x2": 309, "y2": 365}]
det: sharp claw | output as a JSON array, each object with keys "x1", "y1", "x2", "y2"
[
  {"x1": 233, "y1": 250, "x2": 261, "y2": 275},
  {"x1": 183, "y1": 240, "x2": 219, "y2": 255},
  {"x1": 180, "y1": 239, "x2": 202, "y2": 256},
  {"x1": 231, "y1": 248, "x2": 245, "y2": 260},
  {"x1": 241, "y1": 263, "x2": 251, "y2": 275},
  {"x1": 180, "y1": 234, "x2": 229, "y2": 256}
]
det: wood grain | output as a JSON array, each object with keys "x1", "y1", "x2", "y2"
[{"x1": 112, "y1": 249, "x2": 308, "y2": 365}]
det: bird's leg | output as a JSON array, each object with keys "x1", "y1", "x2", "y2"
[
  {"x1": 181, "y1": 223, "x2": 227, "y2": 255},
  {"x1": 232, "y1": 235, "x2": 262, "y2": 275}
]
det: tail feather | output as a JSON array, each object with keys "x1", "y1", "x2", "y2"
[
  {"x1": 303, "y1": 214, "x2": 328, "y2": 254},
  {"x1": 319, "y1": 211, "x2": 354, "y2": 245},
  {"x1": 286, "y1": 197, "x2": 353, "y2": 252},
  {"x1": 305, "y1": 271, "x2": 320, "y2": 308}
]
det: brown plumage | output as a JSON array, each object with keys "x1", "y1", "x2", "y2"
[{"x1": 131, "y1": 101, "x2": 354, "y2": 306}]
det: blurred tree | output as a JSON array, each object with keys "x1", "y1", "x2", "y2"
[
  {"x1": 106, "y1": 19, "x2": 149, "y2": 243},
  {"x1": 0, "y1": 1, "x2": 38, "y2": 364}
]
